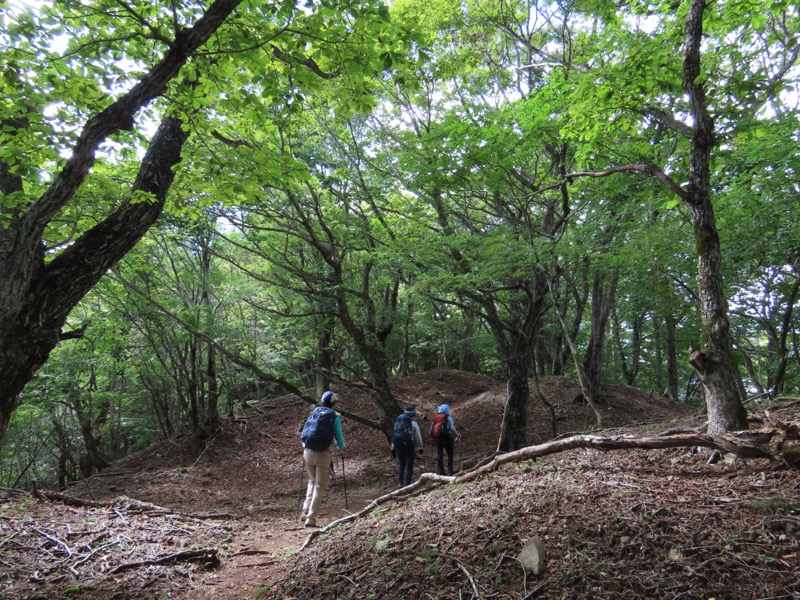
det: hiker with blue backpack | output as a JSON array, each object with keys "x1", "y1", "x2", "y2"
[
  {"x1": 391, "y1": 405, "x2": 424, "y2": 489},
  {"x1": 299, "y1": 391, "x2": 345, "y2": 528},
  {"x1": 430, "y1": 403, "x2": 461, "y2": 476}
]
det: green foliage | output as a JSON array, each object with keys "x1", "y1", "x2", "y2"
[{"x1": 3, "y1": 0, "x2": 798, "y2": 474}]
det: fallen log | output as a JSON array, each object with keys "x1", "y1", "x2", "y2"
[{"x1": 301, "y1": 416, "x2": 800, "y2": 549}]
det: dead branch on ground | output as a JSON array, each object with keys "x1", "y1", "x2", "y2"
[
  {"x1": 107, "y1": 549, "x2": 220, "y2": 574},
  {"x1": 33, "y1": 490, "x2": 238, "y2": 519}
]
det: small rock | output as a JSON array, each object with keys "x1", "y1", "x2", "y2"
[
  {"x1": 668, "y1": 547, "x2": 684, "y2": 562},
  {"x1": 517, "y1": 538, "x2": 547, "y2": 575}
]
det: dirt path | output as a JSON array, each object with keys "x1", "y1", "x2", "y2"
[
  {"x1": 179, "y1": 478, "x2": 389, "y2": 599},
  {"x1": 2, "y1": 372, "x2": 705, "y2": 599}
]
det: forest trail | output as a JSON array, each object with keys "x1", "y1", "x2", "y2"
[{"x1": 5, "y1": 371, "x2": 799, "y2": 599}]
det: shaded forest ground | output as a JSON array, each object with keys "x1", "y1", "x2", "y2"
[{"x1": 2, "y1": 370, "x2": 799, "y2": 599}]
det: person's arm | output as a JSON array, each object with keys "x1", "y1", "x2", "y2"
[
  {"x1": 449, "y1": 416, "x2": 461, "y2": 441},
  {"x1": 334, "y1": 414, "x2": 345, "y2": 451},
  {"x1": 413, "y1": 422, "x2": 424, "y2": 451}
]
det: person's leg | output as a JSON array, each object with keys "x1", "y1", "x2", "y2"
[
  {"x1": 404, "y1": 447, "x2": 416, "y2": 486},
  {"x1": 397, "y1": 449, "x2": 407, "y2": 488},
  {"x1": 436, "y1": 439, "x2": 445, "y2": 475},
  {"x1": 305, "y1": 448, "x2": 333, "y2": 525},
  {"x1": 301, "y1": 451, "x2": 317, "y2": 519},
  {"x1": 445, "y1": 439, "x2": 454, "y2": 475}
]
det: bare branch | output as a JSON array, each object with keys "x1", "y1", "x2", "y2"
[
  {"x1": 530, "y1": 163, "x2": 687, "y2": 200},
  {"x1": 271, "y1": 44, "x2": 335, "y2": 79},
  {"x1": 642, "y1": 104, "x2": 694, "y2": 139}
]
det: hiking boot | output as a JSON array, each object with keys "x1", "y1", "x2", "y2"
[
  {"x1": 304, "y1": 519, "x2": 318, "y2": 529},
  {"x1": 300, "y1": 514, "x2": 307, "y2": 523}
]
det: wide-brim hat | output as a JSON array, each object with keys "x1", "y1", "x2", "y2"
[{"x1": 403, "y1": 404, "x2": 416, "y2": 414}]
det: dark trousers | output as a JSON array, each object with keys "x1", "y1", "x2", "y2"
[
  {"x1": 396, "y1": 445, "x2": 416, "y2": 488},
  {"x1": 436, "y1": 438, "x2": 454, "y2": 475}
]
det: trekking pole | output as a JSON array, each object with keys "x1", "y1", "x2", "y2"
[{"x1": 341, "y1": 453, "x2": 349, "y2": 511}]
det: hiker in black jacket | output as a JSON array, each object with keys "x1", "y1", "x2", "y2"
[{"x1": 391, "y1": 405, "x2": 424, "y2": 488}]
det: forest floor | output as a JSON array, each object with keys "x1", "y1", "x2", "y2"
[{"x1": 2, "y1": 369, "x2": 799, "y2": 599}]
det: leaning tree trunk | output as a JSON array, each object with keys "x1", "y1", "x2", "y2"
[
  {"x1": 682, "y1": 0, "x2": 748, "y2": 434},
  {"x1": 333, "y1": 278, "x2": 403, "y2": 437},
  {"x1": 0, "y1": 0, "x2": 243, "y2": 443},
  {"x1": 543, "y1": 268, "x2": 604, "y2": 426},
  {"x1": 0, "y1": 116, "x2": 190, "y2": 441}
]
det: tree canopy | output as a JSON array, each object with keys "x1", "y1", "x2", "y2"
[{"x1": 1, "y1": 0, "x2": 798, "y2": 486}]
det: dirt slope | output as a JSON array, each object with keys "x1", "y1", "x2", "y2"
[{"x1": 2, "y1": 370, "x2": 798, "y2": 599}]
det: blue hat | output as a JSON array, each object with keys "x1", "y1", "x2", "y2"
[
  {"x1": 321, "y1": 391, "x2": 337, "y2": 406},
  {"x1": 438, "y1": 404, "x2": 451, "y2": 415}
]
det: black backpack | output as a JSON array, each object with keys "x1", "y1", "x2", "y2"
[
  {"x1": 300, "y1": 406, "x2": 337, "y2": 451},
  {"x1": 391, "y1": 413, "x2": 415, "y2": 449}
]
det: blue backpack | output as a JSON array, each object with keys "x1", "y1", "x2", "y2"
[
  {"x1": 392, "y1": 413, "x2": 415, "y2": 449},
  {"x1": 301, "y1": 406, "x2": 337, "y2": 451}
]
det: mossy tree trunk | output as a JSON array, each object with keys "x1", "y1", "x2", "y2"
[{"x1": 682, "y1": 0, "x2": 748, "y2": 434}]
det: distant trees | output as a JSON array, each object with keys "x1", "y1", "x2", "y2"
[{"x1": 1, "y1": 0, "x2": 799, "y2": 485}]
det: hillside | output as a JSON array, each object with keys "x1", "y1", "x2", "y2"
[{"x1": 1, "y1": 370, "x2": 798, "y2": 599}]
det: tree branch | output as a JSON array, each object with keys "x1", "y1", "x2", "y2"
[
  {"x1": 642, "y1": 104, "x2": 694, "y2": 139},
  {"x1": 271, "y1": 44, "x2": 335, "y2": 79}
]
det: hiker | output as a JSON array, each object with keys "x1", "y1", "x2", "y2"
[
  {"x1": 430, "y1": 403, "x2": 461, "y2": 476},
  {"x1": 299, "y1": 391, "x2": 345, "y2": 528},
  {"x1": 391, "y1": 404, "x2": 424, "y2": 489}
]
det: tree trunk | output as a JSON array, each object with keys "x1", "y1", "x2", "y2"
[
  {"x1": 769, "y1": 275, "x2": 799, "y2": 393},
  {"x1": 627, "y1": 313, "x2": 643, "y2": 387},
  {"x1": 544, "y1": 269, "x2": 604, "y2": 426},
  {"x1": 51, "y1": 417, "x2": 77, "y2": 489},
  {"x1": 0, "y1": 115, "x2": 190, "y2": 442},
  {"x1": 496, "y1": 351, "x2": 531, "y2": 452},
  {"x1": 72, "y1": 395, "x2": 110, "y2": 477},
  {"x1": 200, "y1": 237, "x2": 219, "y2": 436},
  {"x1": 0, "y1": 0, "x2": 242, "y2": 444},
  {"x1": 665, "y1": 313, "x2": 679, "y2": 401},
  {"x1": 333, "y1": 275, "x2": 403, "y2": 436},
  {"x1": 203, "y1": 342, "x2": 219, "y2": 434},
  {"x1": 682, "y1": 0, "x2": 748, "y2": 434},
  {"x1": 315, "y1": 319, "x2": 335, "y2": 395},
  {"x1": 582, "y1": 271, "x2": 618, "y2": 402}
]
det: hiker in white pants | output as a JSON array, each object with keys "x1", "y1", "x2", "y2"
[{"x1": 300, "y1": 391, "x2": 345, "y2": 528}]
